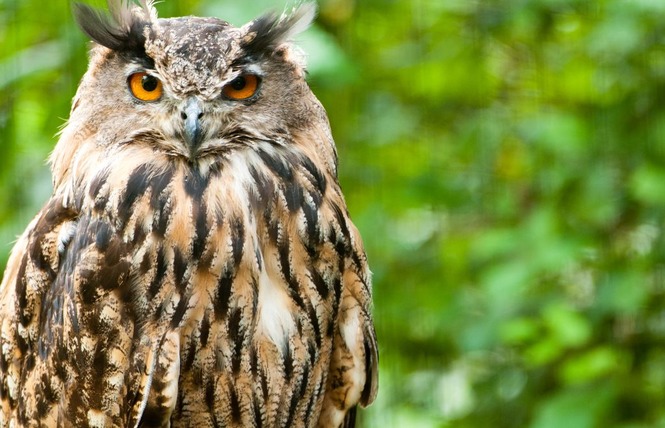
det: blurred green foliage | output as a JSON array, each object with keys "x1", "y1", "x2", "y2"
[{"x1": 3, "y1": 0, "x2": 665, "y2": 426}]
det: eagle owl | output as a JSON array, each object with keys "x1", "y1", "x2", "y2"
[{"x1": 0, "y1": 1, "x2": 377, "y2": 427}]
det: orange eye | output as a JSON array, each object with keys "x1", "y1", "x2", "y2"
[
  {"x1": 222, "y1": 74, "x2": 260, "y2": 100},
  {"x1": 128, "y1": 72, "x2": 163, "y2": 102}
]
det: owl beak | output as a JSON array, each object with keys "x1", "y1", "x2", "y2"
[{"x1": 181, "y1": 97, "x2": 204, "y2": 150}]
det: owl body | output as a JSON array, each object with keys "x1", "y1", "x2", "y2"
[{"x1": 0, "y1": 2, "x2": 377, "y2": 427}]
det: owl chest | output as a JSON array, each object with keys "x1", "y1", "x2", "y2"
[
  {"x1": 94, "y1": 163, "x2": 339, "y2": 420},
  {"x1": 111, "y1": 168, "x2": 336, "y2": 426},
  {"x1": 117, "y1": 166, "x2": 335, "y2": 340}
]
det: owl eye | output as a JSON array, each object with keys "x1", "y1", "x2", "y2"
[
  {"x1": 222, "y1": 74, "x2": 260, "y2": 100},
  {"x1": 128, "y1": 72, "x2": 163, "y2": 102}
]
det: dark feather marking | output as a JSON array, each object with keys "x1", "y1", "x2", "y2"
[
  {"x1": 183, "y1": 167, "x2": 207, "y2": 198},
  {"x1": 302, "y1": 198, "x2": 320, "y2": 244},
  {"x1": 334, "y1": 236, "x2": 347, "y2": 273},
  {"x1": 173, "y1": 390, "x2": 185, "y2": 419},
  {"x1": 102, "y1": 233, "x2": 122, "y2": 265},
  {"x1": 15, "y1": 334, "x2": 28, "y2": 357},
  {"x1": 343, "y1": 406, "x2": 357, "y2": 428},
  {"x1": 117, "y1": 270, "x2": 135, "y2": 304},
  {"x1": 0, "y1": 345, "x2": 6, "y2": 373},
  {"x1": 24, "y1": 352, "x2": 35, "y2": 372},
  {"x1": 230, "y1": 218, "x2": 245, "y2": 268},
  {"x1": 200, "y1": 312, "x2": 211, "y2": 347},
  {"x1": 208, "y1": 159, "x2": 223, "y2": 178},
  {"x1": 92, "y1": 347, "x2": 106, "y2": 392},
  {"x1": 148, "y1": 167, "x2": 175, "y2": 235},
  {"x1": 78, "y1": 269, "x2": 99, "y2": 305},
  {"x1": 15, "y1": 258, "x2": 29, "y2": 325},
  {"x1": 249, "y1": 347, "x2": 259, "y2": 377},
  {"x1": 215, "y1": 269, "x2": 233, "y2": 319},
  {"x1": 100, "y1": 260, "x2": 130, "y2": 292},
  {"x1": 248, "y1": 165, "x2": 275, "y2": 210},
  {"x1": 333, "y1": 276, "x2": 342, "y2": 306},
  {"x1": 193, "y1": 365, "x2": 204, "y2": 386},
  {"x1": 242, "y1": 6, "x2": 313, "y2": 58},
  {"x1": 284, "y1": 182, "x2": 304, "y2": 212},
  {"x1": 35, "y1": 381, "x2": 50, "y2": 417},
  {"x1": 250, "y1": 277, "x2": 259, "y2": 315},
  {"x1": 278, "y1": 239, "x2": 291, "y2": 285},
  {"x1": 266, "y1": 217, "x2": 280, "y2": 244},
  {"x1": 307, "y1": 340, "x2": 316, "y2": 366},
  {"x1": 54, "y1": 344, "x2": 68, "y2": 380},
  {"x1": 278, "y1": 239, "x2": 305, "y2": 309},
  {"x1": 257, "y1": 146, "x2": 293, "y2": 181},
  {"x1": 94, "y1": 193, "x2": 109, "y2": 213},
  {"x1": 173, "y1": 248, "x2": 187, "y2": 292},
  {"x1": 183, "y1": 335, "x2": 196, "y2": 372},
  {"x1": 289, "y1": 285, "x2": 306, "y2": 310},
  {"x1": 229, "y1": 385, "x2": 242, "y2": 423},
  {"x1": 303, "y1": 384, "x2": 318, "y2": 424},
  {"x1": 140, "y1": 406, "x2": 168, "y2": 428},
  {"x1": 95, "y1": 220, "x2": 112, "y2": 251},
  {"x1": 170, "y1": 295, "x2": 189, "y2": 328},
  {"x1": 310, "y1": 268, "x2": 329, "y2": 300},
  {"x1": 307, "y1": 303, "x2": 322, "y2": 348},
  {"x1": 213, "y1": 198, "x2": 225, "y2": 227},
  {"x1": 255, "y1": 246, "x2": 263, "y2": 272},
  {"x1": 139, "y1": 250, "x2": 151, "y2": 274},
  {"x1": 153, "y1": 195, "x2": 172, "y2": 238},
  {"x1": 28, "y1": 237, "x2": 53, "y2": 276},
  {"x1": 351, "y1": 249, "x2": 365, "y2": 277},
  {"x1": 260, "y1": 370, "x2": 269, "y2": 404},
  {"x1": 133, "y1": 220, "x2": 148, "y2": 247},
  {"x1": 300, "y1": 155, "x2": 327, "y2": 193},
  {"x1": 148, "y1": 247, "x2": 168, "y2": 300},
  {"x1": 299, "y1": 363, "x2": 310, "y2": 397},
  {"x1": 295, "y1": 318, "x2": 304, "y2": 336},
  {"x1": 88, "y1": 169, "x2": 109, "y2": 199},
  {"x1": 152, "y1": 301, "x2": 164, "y2": 321},
  {"x1": 229, "y1": 308, "x2": 243, "y2": 374},
  {"x1": 283, "y1": 343, "x2": 293, "y2": 381},
  {"x1": 284, "y1": 386, "x2": 300, "y2": 428},
  {"x1": 73, "y1": 1, "x2": 153, "y2": 66},
  {"x1": 331, "y1": 203, "x2": 351, "y2": 252},
  {"x1": 254, "y1": 395, "x2": 264, "y2": 428},
  {"x1": 118, "y1": 164, "x2": 151, "y2": 227},
  {"x1": 205, "y1": 378, "x2": 215, "y2": 412},
  {"x1": 149, "y1": 166, "x2": 174, "y2": 210},
  {"x1": 361, "y1": 338, "x2": 375, "y2": 405},
  {"x1": 197, "y1": 249, "x2": 215, "y2": 274},
  {"x1": 192, "y1": 200, "x2": 208, "y2": 261},
  {"x1": 66, "y1": 387, "x2": 85, "y2": 425}
]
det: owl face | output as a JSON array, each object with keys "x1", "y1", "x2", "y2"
[{"x1": 68, "y1": 2, "x2": 318, "y2": 163}]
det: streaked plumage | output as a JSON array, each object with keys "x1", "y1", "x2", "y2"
[{"x1": 0, "y1": 1, "x2": 377, "y2": 427}]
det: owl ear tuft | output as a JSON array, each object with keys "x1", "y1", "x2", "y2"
[
  {"x1": 242, "y1": 3, "x2": 317, "y2": 57},
  {"x1": 73, "y1": 0, "x2": 157, "y2": 53}
]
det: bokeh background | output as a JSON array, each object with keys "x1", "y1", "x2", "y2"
[{"x1": 3, "y1": 0, "x2": 665, "y2": 426}]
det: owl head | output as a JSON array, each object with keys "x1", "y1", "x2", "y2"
[{"x1": 52, "y1": 0, "x2": 335, "y2": 193}]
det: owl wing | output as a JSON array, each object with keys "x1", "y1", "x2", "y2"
[
  {"x1": 318, "y1": 204, "x2": 378, "y2": 428},
  {"x1": 0, "y1": 197, "x2": 80, "y2": 425},
  {"x1": 0, "y1": 196, "x2": 158, "y2": 427}
]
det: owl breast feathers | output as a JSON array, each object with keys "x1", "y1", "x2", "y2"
[{"x1": 0, "y1": 1, "x2": 377, "y2": 427}]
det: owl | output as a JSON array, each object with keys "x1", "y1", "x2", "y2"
[{"x1": 0, "y1": 1, "x2": 377, "y2": 427}]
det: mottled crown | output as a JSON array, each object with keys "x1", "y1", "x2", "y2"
[{"x1": 73, "y1": 0, "x2": 316, "y2": 61}]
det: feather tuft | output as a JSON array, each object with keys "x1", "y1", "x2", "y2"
[
  {"x1": 73, "y1": 0, "x2": 157, "y2": 53},
  {"x1": 242, "y1": 3, "x2": 317, "y2": 57}
]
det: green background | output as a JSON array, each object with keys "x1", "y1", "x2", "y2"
[{"x1": 3, "y1": 0, "x2": 665, "y2": 426}]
